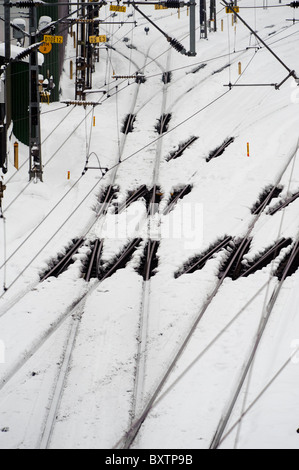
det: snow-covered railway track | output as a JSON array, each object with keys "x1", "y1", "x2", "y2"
[
  {"x1": 0, "y1": 33, "x2": 173, "y2": 448},
  {"x1": 118, "y1": 140, "x2": 299, "y2": 449},
  {"x1": 32, "y1": 37, "x2": 174, "y2": 449},
  {"x1": 209, "y1": 238, "x2": 299, "y2": 449},
  {"x1": 37, "y1": 38, "x2": 177, "y2": 448},
  {"x1": 125, "y1": 46, "x2": 173, "y2": 437}
]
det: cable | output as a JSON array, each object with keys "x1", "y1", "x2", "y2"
[
  {"x1": 233, "y1": 141, "x2": 299, "y2": 448},
  {"x1": 115, "y1": 85, "x2": 121, "y2": 162},
  {"x1": 1, "y1": 5, "x2": 290, "y2": 286},
  {"x1": 0, "y1": 170, "x2": 103, "y2": 298},
  {"x1": 0, "y1": 173, "x2": 83, "y2": 273},
  {"x1": 1, "y1": 215, "x2": 7, "y2": 292},
  {"x1": 227, "y1": 11, "x2": 232, "y2": 84},
  {"x1": 220, "y1": 335, "x2": 299, "y2": 447},
  {"x1": 0, "y1": 82, "x2": 230, "y2": 296}
]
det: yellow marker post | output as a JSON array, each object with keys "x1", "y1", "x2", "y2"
[
  {"x1": 93, "y1": 116, "x2": 96, "y2": 127},
  {"x1": 238, "y1": 61, "x2": 241, "y2": 75},
  {"x1": 14, "y1": 142, "x2": 19, "y2": 170},
  {"x1": 221, "y1": 19, "x2": 223, "y2": 31},
  {"x1": 247, "y1": 142, "x2": 250, "y2": 157},
  {"x1": 67, "y1": 171, "x2": 70, "y2": 180}
]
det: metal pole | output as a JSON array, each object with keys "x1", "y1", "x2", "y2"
[
  {"x1": 222, "y1": 0, "x2": 297, "y2": 77},
  {"x1": 189, "y1": 0, "x2": 196, "y2": 55},
  {"x1": 4, "y1": 0, "x2": 10, "y2": 63},
  {"x1": 86, "y1": 1, "x2": 95, "y2": 90},
  {"x1": 234, "y1": 0, "x2": 238, "y2": 23},
  {"x1": 28, "y1": 4, "x2": 43, "y2": 181},
  {"x1": 209, "y1": 0, "x2": 216, "y2": 32},
  {"x1": 1, "y1": 0, "x2": 10, "y2": 174},
  {"x1": 199, "y1": 0, "x2": 207, "y2": 39},
  {"x1": 75, "y1": 0, "x2": 87, "y2": 99}
]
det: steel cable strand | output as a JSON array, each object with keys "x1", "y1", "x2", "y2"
[
  {"x1": 218, "y1": 295, "x2": 299, "y2": 447},
  {"x1": 3, "y1": 103, "x2": 90, "y2": 214},
  {"x1": 0, "y1": 42, "x2": 272, "y2": 304},
  {"x1": 211, "y1": 144, "x2": 299, "y2": 447},
  {"x1": 0, "y1": 171, "x2": 103, "y2": 305},
  {"x1": 1, "y1": 100, "x2": 100, "y2": 266},
  {"x1": 0, "y1": 33, "x2": 156, "y2": 306}
]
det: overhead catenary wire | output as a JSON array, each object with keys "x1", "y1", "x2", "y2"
[
  {"x1": 3, "y1": 19, "x2": 232, "y2": 209},
  {"x1": 0, "y1": 4, "x2": 294, "y2": 282},
  {"x1": 0, "y1": 83, "x2": 231, "y2": 299},
  {"x1": 209, "y1": 142, "x2": 299, "y2": 447},
  {"x1": 117, "y1": 134, "x2": 299, "y2": 449},
  {"x1": 232, "y1": 141, "x2": 299, "y2": 449},
  {"x1": 219, "y1": 328, "x2": 299, "y2": 446},
  {"x1": 0, "y1": 214, "x2": 7, "y2": 292},
  {"x1": 0, "y1": 10, "x2": 285, "y2": 287},
  {"x1": 1, "y1": 3, "x2": 298, "y2": 450},
  {"x1": 0, "y1": 33, "x2": 273, "y2": 284},
  {"x1": 211, "y1": 238, "x2": 299, "y2": 449}
]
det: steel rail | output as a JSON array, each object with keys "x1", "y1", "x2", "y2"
[
  {"x1": 38, "y1": 37, "x2": 165, "y2": 448},
  {"x1": 209, "y1": 239, "x2": 299, "y2": 449},
  {"x1": 120, "y1": 140, "x2": 299, "y2": 449}
]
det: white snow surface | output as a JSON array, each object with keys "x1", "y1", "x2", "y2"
[{"x1": 0, "y1": 1, "x2": 299, "y2": 449}]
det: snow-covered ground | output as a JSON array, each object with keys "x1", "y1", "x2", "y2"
[{"x1": 0, "y1": 1, "x2": 298, "y2": 449}]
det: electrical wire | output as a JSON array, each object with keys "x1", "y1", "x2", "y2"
[
  {"x1": 1, "y1": 5, "x2": 294, "y2": 288},
  {"x1": 0, "y1": 214, "x2": 7, "y2": 292},
  {"x1": 233, "y1": 140, "x2": 299, "y2": 448},
  {"x1": 2, "y1": 32, "x2": 260, "y2": 270},
  {"x1": 219, "y1": 293, "x2": 299, "y2": 446}
]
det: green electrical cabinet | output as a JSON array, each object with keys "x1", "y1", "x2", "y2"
[
  {"x1": 37, "y1": 0, "x2": 68, "y2": 102},
  {"x1": 11, "y1": 61, "x2": 29, "y2": 145},
  {"x1": 3, "y1": 0, "x2": 69, "y2": 146}
]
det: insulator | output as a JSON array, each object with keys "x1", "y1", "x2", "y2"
[
  {"x1": 290, "y1": 1, "x2": 299, "y2": 7},
  {"x1": 164, "y1": 1, "x2": 182, "y2": 8},
  {"x1": 62, "y1": 100, "x2": 100, "y2": 107},
  {"x1": 16, "y1": 51, "x2": 29, "y2": 59},
  {"x1": 169, "y1": 37, "x2": 186, "y2": 55},
  {"x1": 14, "y1": 1, "x2": 43, "y2": 7},
  {"x1": 113, "y1": 75, "x2": 138, "y2": 79}
]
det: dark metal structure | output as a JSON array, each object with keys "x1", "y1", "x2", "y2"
[{"x1": 199, "y1": 0, "x2": 207, "y2": 39}]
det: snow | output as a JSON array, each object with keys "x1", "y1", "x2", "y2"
[
  {"x1": 0, "y1": 43, "x2": 44, "y2": 65},
  {"x1": 0, "y1": 1, "x2": 298, "y2": 449}
]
